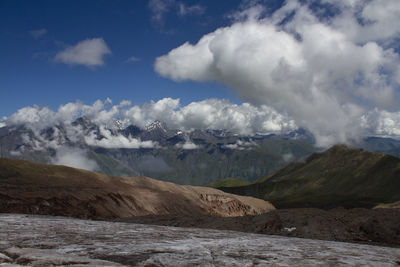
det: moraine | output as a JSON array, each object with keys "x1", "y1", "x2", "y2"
[{"x1": 0, "y1": 214, "x2": 399, "y2": 266}]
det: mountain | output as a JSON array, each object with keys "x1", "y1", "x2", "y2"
[
  {"x1": 219, "y1": 145, "x2": 400, "y2": 208},
  {"x1": 3, "y1": 117, "x2": 399, "y2": 187},
  {"x1": 0, "y1": 118, "x2": 316, "y2": 185},
  {"x1": 0, "y1": 158, "x2": 274, "y2": 219}
]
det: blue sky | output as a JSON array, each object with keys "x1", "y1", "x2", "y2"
[
  {"x1": 0, "y1": 0, "x2": 253, "y2": 117},
  {"x1": 2, "y1": 0, "x2": 400, "y2": 147}
]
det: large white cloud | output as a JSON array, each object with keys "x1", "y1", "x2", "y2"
[
  {"x1": 55, "y1": 38, "x2": 111, "y2": 68},
  {"x1": 154, "y1": 0, "x2": 400, "y2": 146}
]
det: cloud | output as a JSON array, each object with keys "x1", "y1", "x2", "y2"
[
  {"x1": 154, "y1": 0, "x2": 400, "y2": 147},
  {"x1": 29, "y1": 28, "x2": 47, "y2": 39},
  {"x1": 177, "y1": 2, "x2": 205, "y2": 16},
  {"x1": 148, "y1": 0, "x2": 205, "y2": 27},
  {"x1": 9, "y1": 150, "x2": 22, "y2": 156},
  {"x1": 123, "y1": 98, "x2": 296, "y2": 135},
  {"x1": 126, "y1": 56, "x2": 140, "y2": 63},
  {"x1": 5, "y1": 97, "x2": 400, "y2": 151},
  {"x1": 282, "y1": 153, "x2": 294, "y2": 162},
  {"x1": 175, "y1": 141, "x2": 200, "y2": 150},
  {"x1": 52, "y1": 146, "x2": 98, "y2": 171},
  {"x1": 84, "y1": 126, "x2": 158, "y2": 149},
  {"x1": 54, "y1": 38, "x2": 111, "y2": 68},
  {"x1": 148, "y1": 0, "x2": 174, "y2": 25},
  {"x1": 223, "y1": 140, "x2": 257, "y2": 150},
  {"x1": 361, "y1": 109, "x2": 400, "y2": 137}
]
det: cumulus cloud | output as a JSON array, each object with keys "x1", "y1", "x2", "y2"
[
  {"x1": 123, "y1": 98, "x2": 296, "y2": 135},
  {"x1": 29, "y1": 28, "x2": 47, "y2": 39},
  {"x1": 154, "y1": 0, "x2": 400, "y2": 146},
  {"x1": 52, "y1": 146, "x2": 98, "y2": 171},
  {"x1": 54, "y1": 38, "x2": 111, "y2": 68}
]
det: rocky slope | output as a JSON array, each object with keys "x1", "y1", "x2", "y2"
[
  {"x1": 0, "y1": 158, "x2": 274, "y2": 219},
  {"x1": 1, "y1": 214, "x2": 399, "y2": 266},
  {"x1": 220, "y1": 145, "x2": 400, "y2": 208}
]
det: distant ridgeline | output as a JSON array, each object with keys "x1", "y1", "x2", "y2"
[
  {"x1": 218, "y1": 145, "x2": 400, "y2": 209},
  {"x1": 1, "y1": 117, "x2": 400, "y2": 186},
  {"x1": 0, "y1": 118, "x2": 315, "y2": 185}
]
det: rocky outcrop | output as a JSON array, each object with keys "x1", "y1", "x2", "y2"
[{"x1": 0, "y1": 158, "x2": 274, "y2": 219}]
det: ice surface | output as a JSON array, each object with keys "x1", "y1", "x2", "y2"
[{"x1": 0, "y1": 214, "x2": 399, "y2": 266}]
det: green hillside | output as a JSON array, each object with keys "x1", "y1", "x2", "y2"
[{"x1": 219, "y1": 145, "x2": 400, "y2": 208}]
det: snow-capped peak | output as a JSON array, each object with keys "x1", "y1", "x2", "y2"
[{"x1": 145, "y1": 121, "x2": 167, "y2": 132}]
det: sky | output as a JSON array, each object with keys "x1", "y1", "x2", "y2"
[
  {"x1": 1, "y1": 0, "x2": 400, "y2": 147},
  {"x1": 0, "y1": 0, "x2": 247, "y2": 111}
]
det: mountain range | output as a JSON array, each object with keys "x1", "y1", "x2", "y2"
[
  {"x1": 0, "y1": 118, "x2": 316, "y2": 185},
  {"x1": 1, "y1": 118, "x2": 400, "y2": 186}
]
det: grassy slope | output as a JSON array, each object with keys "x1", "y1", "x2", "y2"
[{"x1": 220, "y1": 145, "x2": 400, "y2": 208}]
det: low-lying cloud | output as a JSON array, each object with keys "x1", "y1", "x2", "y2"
[
  {"x1": 52, "y1": 146, "x2": 98, "y2": 171},
  {"x1": 154, "y1": 0, "x2": 400, "y2": 147},
  {"x1": 85, "y1": 126, "x2": 158, "y2": 149}
]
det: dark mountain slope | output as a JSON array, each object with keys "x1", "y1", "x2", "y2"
[{"x1": 219, "y1": 145, "x2": 400, "y2": 208}]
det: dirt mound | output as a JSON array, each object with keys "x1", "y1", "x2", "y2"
[{"x1": 0, "y1": 158, "x2": 274, "y2": 219}]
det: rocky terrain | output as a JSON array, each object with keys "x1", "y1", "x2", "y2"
[
  {"x1": 220, "y1": 145, "x2": 400, "y2": 208},
  {"x1": 0, "y1": 158, "x2": 273, "y2": 219},
  {"x1": 1, "y1": 214, "x2": 399, "y2": 266},
  {"x1": 120, "y1": 207, "x2": 400, "y2": 248}
]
